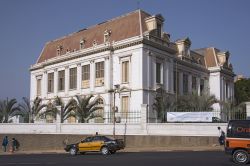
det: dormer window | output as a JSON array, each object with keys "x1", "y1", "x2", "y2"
[
  {"x1": 80, "y1": 38, "x2": 85, "y2": 49},
  {"x1": 157, "y1": 23, "x2": 162, "y2": 37},
  {"x1": 57, "y1": 45, "x2": 63, "y2": 56},
  {"x1": 93, "y1": 40, "x2": 97, "y2": 46},
  {"x1": 104, "y1": 30, "x2": 111, "y2": 42}
]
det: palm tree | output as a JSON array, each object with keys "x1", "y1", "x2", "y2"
[
  {"x1": 177, "y1": 93, "x2": 217, "y2": 112},
  {"x1": 19, "y1": 97, "x2": 47, "y2": 123},
  {"x1": 71, "y1": 95, "x2": 103, "y2": 123},
  {"x1": 0, "y1": 98, "x2": 21, "y2": 123},
  {"x1": 44, "y1": 96, "x2": 76, "y2": 123}
]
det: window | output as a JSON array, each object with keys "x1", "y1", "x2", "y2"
[
  {"x1": 122, "y1": 61, "x2": 129, "y2": 83},
  {"x1": 156, "y1": 63, "x2": 161, "y2": 84},
  {"x1": 95, "y1": 62, "x2": 104, "y2": 86},
  {"x1": 121, "y1": 96, "x2": 129, "y2": 119},
  {"x1": 80, "y1": 39, "x2": 85, "y2": 49},
  {"x1": 226, "y1": 82, "x2": 229, "y2": 99},
  {"x1": 37, "y1": 79, "x2": 41, "y2": 96},
  {"x1": 104, "y1": 30, "x2": 111, "y2": 42},
  {"x1": 94, "y1": 98, "x2": 104, "y2": 123},
  {"x1": 57, "y1": 45, "x2": 63, "y2": 56},
  {"x1": 82, "y1": 65, "x2": 90, "y2": 88},
  {"x1": 200, "y1": 79, "x2": 204, "y2": 95},
  {"x1": 58, "y1": 70, "x2": 65, "y2": 91},
  {"x1": 192, "y1": 76, "x2": 197, "y2": 92},
  {"x1": 69, "y1": 68, "x2": 77, "y2": 89},
  {"x1": 48, "y1": 73, "x2": 54, "y2": 93},
  {"x1": 157, "y1": 23, "x2": 162, "y2": 37}
]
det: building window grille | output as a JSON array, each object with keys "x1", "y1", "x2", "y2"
[
  {"x1": 82, "y1": 64, "x2": 90, "y2": 88},
  {"x1": 95, "y1": 62, "x2": 104, "y2": 86},
  {"x1": 122, "y1": 61, "x2": 129, "y2": 83},
  {"x1": 156, "y1": 62, "x2": 162, "y2": 84},
  {"x1": 58, "y1": 70, "x2": 65, "y2": 91},
  {"x1": 80, "y1": 39, "x2": 85, "y2": 49},
  {"x1": 37, "y1": 79, "x2": 41, "y2": 96},
  {"x1": 69, "y1": 68, "x2": 77, "y2": 89},
  {"x1": 48, "y1": 73, "x2": 54, "y2": 93}
]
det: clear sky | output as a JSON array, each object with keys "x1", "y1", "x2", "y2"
[{"x1": 0, "y1": 0, "x2": 249, "y2": 100}]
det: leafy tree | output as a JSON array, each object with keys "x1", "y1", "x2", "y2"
[
  {"x1": 176, "y1": 92, "x2": 217, "y2": 112},
  {"x1": 235, "y1": 78, "x2": 250, "y2": 105},
  {"x1": 0, "y1": 98, "x2": 21, "y2": 123},
  {"x1": 19, "y1": 97, "x2": 47, "y2": 123},
  {"x1": 152, "y1": 88, "x2": 176, "y2": 122},
  {"x1": 71, "y1": 95, "x2": 103, "y2": 123}
]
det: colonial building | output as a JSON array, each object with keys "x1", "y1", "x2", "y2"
[{"x1": 30, "y1": 10, "x2": 235, "y2": 123}]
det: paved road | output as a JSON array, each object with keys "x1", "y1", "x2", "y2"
[{"x1": 0, "y1": 151, "x2": 244, "y2": 166}]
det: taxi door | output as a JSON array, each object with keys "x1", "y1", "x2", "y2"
[
  {"x1": 78, "y1": 137, "x2": 92, "y2": 151},
  {"x1": 90, "y1": 140, "x2": 104, "y2": 151}
]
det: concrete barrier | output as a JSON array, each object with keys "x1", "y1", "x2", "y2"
[
  {"x1": 0, "y1": 134, "x2": 219, "y2": 151},
  {"x1": 0, "y1": 123, "x2": 227, "y2": 136}
]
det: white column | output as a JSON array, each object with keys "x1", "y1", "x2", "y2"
[
  {"x1": 164, "y1": 60, "x2": 169, "y2": 91},
  {"x1": 152, "y1": 60, "x2": 156, "y2": 89},
  {"x1": 197, "y1": 77, "x2": 200, "y2": 95},
  {"x1": 148, "y1": 54, "x2": 152, "y2": 89},
  {"x1": 188, "y1": 74, "x2": 192, "y2": 93},
  {"x1": 65, "y1": 66, "x2": 69, "y2": 96},
  {"x1": 77, "y1": 63, "x2": 81, "y2": 94},
  {"x1": 54, "y1": 69, "x2": 58, "y2": 96},
  {"x1": 30, "y1": 74, "x2": 36, "y2": 100},
  {"x1": 105, "y1": 57, "x2": 110, "y2": 90},
  {"x1": 90, "y1": 60, "x2": 95, "y2": 91},
  {"x1": 42, "y1": 71, "x2": 48, "y2": 99},
  {"x1": 220, "y1": 77, "x2": 224, "y2": 101}
]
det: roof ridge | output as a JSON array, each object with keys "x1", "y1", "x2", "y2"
[{"x1": 47, "y1": 9, "x2": 148, "y2": 44}]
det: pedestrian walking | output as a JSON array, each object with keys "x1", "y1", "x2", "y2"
[
  {"x1": 2, "y1": 136, "x2": 8, "y2": 152},
  {"x1": 11, "y1": 138, "x2": 18, "y2": 152},
  {"x1": 217, "y1": 127, "x2": 225, "y2": 145}
]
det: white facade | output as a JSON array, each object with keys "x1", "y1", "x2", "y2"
[{"x1": 30, "y1": 10, "x2": 235, "y2": 123}]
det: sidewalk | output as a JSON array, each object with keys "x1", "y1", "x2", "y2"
[{"x1": 0, "y1": 145, "x2": 224, "y2": 155}]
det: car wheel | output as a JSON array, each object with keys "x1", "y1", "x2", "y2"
[
  {"x1": 69, "y1": 147, "x2": 77, "y2": 156},
  {"x1": 101, "y1": 146, "x2": 109, "y2": 155},
  {"x1": 79, "y1": 152, "x2": 86, "y2": 155},
  {"x1": 233, "y1": 149, "x2": 249, "y2": 165}
]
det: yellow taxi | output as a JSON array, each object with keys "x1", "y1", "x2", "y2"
[{"x1": 64, "y1": 136, "x2": 125, "y2": 155}]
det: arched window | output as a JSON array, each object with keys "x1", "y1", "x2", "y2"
[{"x1": 93, "y1": 97, "x2": 104, "y2": 123}]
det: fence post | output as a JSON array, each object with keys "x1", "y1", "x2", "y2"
[
  {"x1": 246, "y1": 102, "x2": 250, "y2": 120},
  {"x1": 141, "y1": 104, "x2": 148, "y2": 135},
  {"x1": 56, "y1": 106, "x2": 61, "y2": 133}
]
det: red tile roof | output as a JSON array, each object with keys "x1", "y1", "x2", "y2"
[{"x1": 37, "y1": 10, "x2": 150, "y2": 63}]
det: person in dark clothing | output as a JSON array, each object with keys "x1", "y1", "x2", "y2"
[
  {"x1": 11, "y1": 138, "x2": 19, "y2": 152},
  {"x1": 218, "y1": 127, "x2": 225, "y2": 145},
  {"x1": 2, "y1": 136, "x2": 8, "y2": 152}
]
